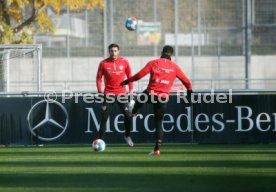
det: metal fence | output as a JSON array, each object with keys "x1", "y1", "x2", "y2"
[{"x1": 34, "y1": 0, "x2": 276, "y2": 57}]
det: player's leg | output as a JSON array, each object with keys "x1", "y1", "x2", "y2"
[
  {"x1": 131, "y1": 91, "x2": 148, "y2": 115},
  {"x1": 117, "y1": 95, "x2": 134, "y2": 146},
  {"x1": 152, "y1": 97, "x2": 167, "y2": 154},
  {"x1": 99, "y1": 95, "x2": 114, "y2": 139}
]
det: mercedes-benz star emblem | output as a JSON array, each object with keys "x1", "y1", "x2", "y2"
[{"x1": 27, "y1": 100, "x2": 69, "y2": 141}]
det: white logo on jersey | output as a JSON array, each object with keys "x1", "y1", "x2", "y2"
[
  {"x1": 160, "y1": 80, "x2": 170, "y2": 84},
  {"x1": 161, "y1": 68, "x2": 174, "y2": 73},
  {"x1": 107, "y1": 70, "x2": 124, "y2": 75},
  {"x1": 119, "y1": 65, "x2": 124, "y2": 70}
]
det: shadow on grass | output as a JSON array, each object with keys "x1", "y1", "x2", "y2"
[
  {"x1": 0, "y1": 160, "x2": 276, "y2": 168},
  {"x1": 1, "y1": 151, "x2": 276, "y2": 156},
  {"x1": 0, "y1": 173, "x2": 275, "y2": 192}
]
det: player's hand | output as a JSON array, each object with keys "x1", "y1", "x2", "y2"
[
  {"x1": 129, "y1": 89, "x2": 134, "y2": 95},
  {"x1": 96, "y1": 92, "x2": 104, "y2": 98},
  {"x1": 120, "y1": 79, "x2": 130, "y2": 86}
]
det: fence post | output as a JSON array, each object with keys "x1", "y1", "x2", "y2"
[{"x1": 245, "y1": 0, "x2": 252, "y2": 89}]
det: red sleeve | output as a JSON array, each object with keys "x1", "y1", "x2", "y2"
[
  {"x1": 96, "y1": 62, "x2": 103, "y2": 92},
  {"x1": 176, "y1": 65, "x2": 193, "y2": 91},
  {"x1": 125, "y1": 60, "x2": 133, "y2": 93},
  {"x1": 128, "y1": 61, "x2": 152, "y2": 82}
]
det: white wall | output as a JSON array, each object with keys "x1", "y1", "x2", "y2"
[{"x1": 8, "y1": 56, "x2": 276, "y2": 91}]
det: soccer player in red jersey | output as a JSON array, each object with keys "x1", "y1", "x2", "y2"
[
  {"x1": 96, "y1": 44, "x2": 134, "y2": 146},
  {"x1": 121, "y1": 45, "x2": 193, "y2": 155}
]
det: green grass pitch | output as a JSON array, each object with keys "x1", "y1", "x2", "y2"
[{"x1": 0, "y1": 144, "x2": 276, "y2": 192}]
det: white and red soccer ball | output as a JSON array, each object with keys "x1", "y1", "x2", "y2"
[
  {"x1": 92, "y1": 139, "x2": 106, "y2": 152},
  {"x1": 125, "y1": 17, "x2": 138, "y2": 31}
]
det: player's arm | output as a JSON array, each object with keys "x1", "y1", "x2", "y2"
[
  {"x1": 96, "y1": 62, "x2": 103, "y2": 93},
  {"x1": 125, "y1": 61, "x2": 134, "y2": 94},
  {"x1": 121, "y1": 62, "x2": 152, "y2": 86},
  {"x1": 176, "y1": 65, "x2": 193, "y2": 91}
]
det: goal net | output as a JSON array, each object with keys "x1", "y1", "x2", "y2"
[{"x1": 0, "y1": 44, "x2": 42, "y2": 92}]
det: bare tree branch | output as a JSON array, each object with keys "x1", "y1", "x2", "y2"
[
  {"x1": 13, "y1": 0, "x2": 46, "y2": 33},
  {"x1": 0, "y1": 0, "x2": 11, "y2": 25}
]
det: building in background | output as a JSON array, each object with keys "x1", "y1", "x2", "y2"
[{"x1": 1, "y1": 0, "x2": 276, "y2": 92}]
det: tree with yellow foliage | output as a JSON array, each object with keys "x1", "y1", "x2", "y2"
[{"x1": 0, "y1": 0, "x2": 103, "y2": 44}]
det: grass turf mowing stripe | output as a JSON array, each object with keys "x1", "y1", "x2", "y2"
[{"x1": 0, "y1": 144, "x2": 276, "y2": 192}]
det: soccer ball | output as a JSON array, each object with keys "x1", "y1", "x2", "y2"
[
  {"x1": 92, "y1": 139, "x2": 106, "y2": 152},
  {"x1": 125, "y1": 17, "x2": 138, "y2": 31}
]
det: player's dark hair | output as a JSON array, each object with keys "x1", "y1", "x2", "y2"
[
  {"x1": 108, "y1": 44, "x2": 120, "y2": 50},
  {"x1": 161, "y1": 45, "x2": 174, "y2": 60}
]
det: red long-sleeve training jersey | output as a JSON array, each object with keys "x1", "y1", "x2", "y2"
[
  {"x1": 97, "y1": 57, "x2": 133, "y2": 95},
  {"x1": 128, "y1": 58, "x2": 192, "y2": 98}
]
